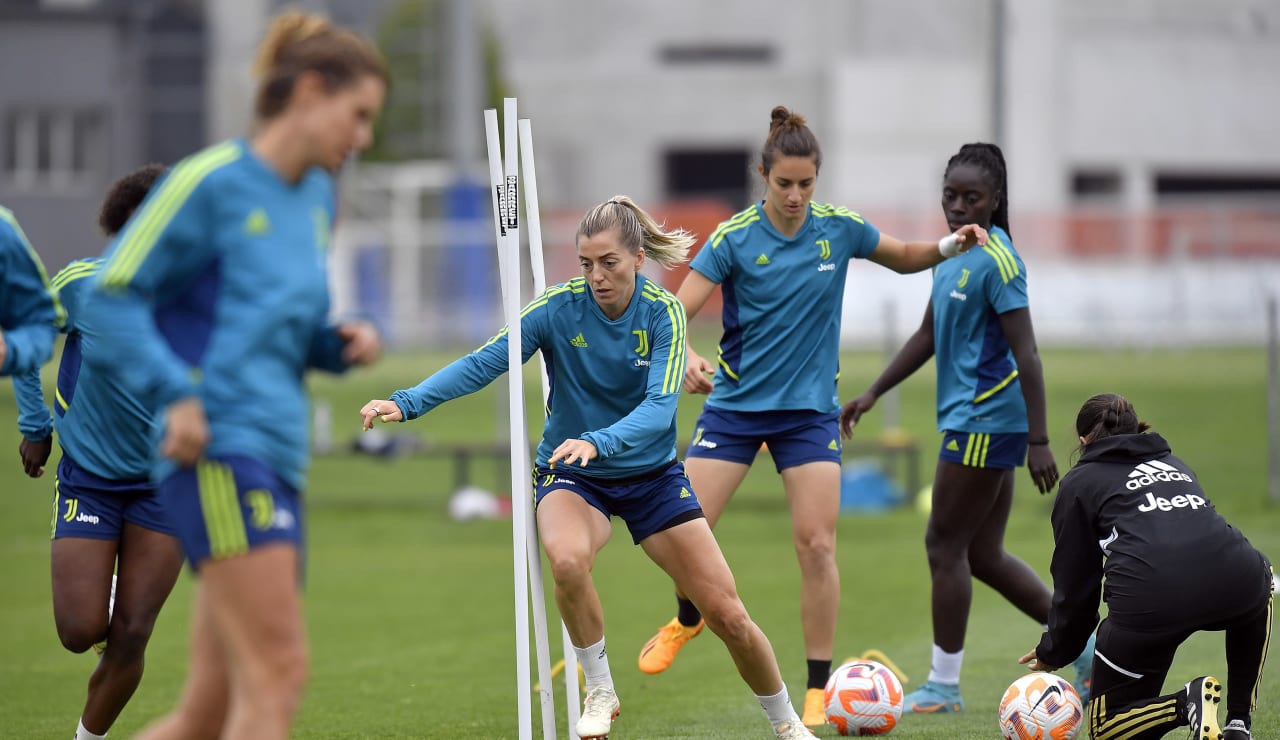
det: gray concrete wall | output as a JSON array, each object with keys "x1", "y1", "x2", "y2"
[
  {"x1": 0, "y1": 15, "x2": 143, "y2": 269},
  {"x1": 483, "y1": 0, "x2": 1280, "y2": 225}
]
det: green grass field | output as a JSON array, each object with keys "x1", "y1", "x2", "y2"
[{"x1": 0, "y1": 344, "x2": 1276, "y2": 739}]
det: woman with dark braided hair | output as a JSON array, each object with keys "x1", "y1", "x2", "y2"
[
  {"x1": 841, "y1": 142, "x2": 1094, "y2": 714},
  {"x1": 1019, "y1": 394, "x2": 1271, "y2": 740}
]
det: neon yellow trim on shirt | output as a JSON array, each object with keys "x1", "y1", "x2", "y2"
[
  {"x1": 477, "y1": 279, "x2": 587, "y2": 351},
  {"x1": 641, "y1": 283, "x2": 687, "y2": 394},
  {"x1": 709, "y1": 208, "x2": 761, "y2": 249},
  {"x1": 0, "y1": 206, "x2": 66, "y2": 326},
  {"x1": 101, "y1": 142, "x2": 240, "y2": 289},
  {"x1": 973, "y1": 369, "x2": 1019, "y2": 403},
  {"x1": 51, "y1": 262, "x2": 101, "y2": 291},
  {"x1": 809, "y1": 202, "x2": 865, "y2": 224},
  {"x1": 716, "y1": 351, "x2": 740, "y2": 381},
  {"x1": 983, "y1": 234, "x2": 1019, "y2": 284}
]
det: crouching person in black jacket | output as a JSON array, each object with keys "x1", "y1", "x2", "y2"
[{"x1": 1018, "y1": 393, "x2": 1272, "y2": 740}]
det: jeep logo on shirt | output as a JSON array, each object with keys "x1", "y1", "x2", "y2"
[{"x1": 1137, "y1": 492, "x2": 1207, "y2": 512}]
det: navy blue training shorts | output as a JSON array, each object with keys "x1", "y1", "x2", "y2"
[
  {"x1": 938, "y1": 430, "x2": 1027, "y2": 470},
  {"x1": 51, "y1": 453, "x2": 172, "y2": 540},
  {"x1": 160, "y1": 455, "x2": 303, "y2": 569},
  {"x1": 533, "y1": 459, "x2": 705, "y2": 544},
  {"x1": 685, "y1": 406, "x2": 842, "y2": 472}
]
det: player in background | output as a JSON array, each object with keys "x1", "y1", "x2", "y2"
[
  {"x1": 1020, "y1": 393, "x2": 1271, "y2": 740},
  {"x1": 78, "y1": 11, "x2": 386, "y2": 740},
  {"x1": 637, "y1": 106, "x2": 986, "y2": 728},
  {"x1": 1, "y1": 203, "x2": 60, "y2": 386},
  {"x1": 841, "y1": 142, "x2": 1093, "y2": 713},
  {"x1": 12, "y1": 164, "x2": 179, "y2": 740},
  {"x1": 362, "y1": 196, "x2": 819, "y2": 740}
]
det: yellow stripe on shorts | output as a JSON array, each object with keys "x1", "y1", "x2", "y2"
[{"x1": 199, "y1": 460, "x2": 248, "y2": 559}]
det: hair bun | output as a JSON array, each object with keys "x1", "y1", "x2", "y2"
[
  {"x1": 769, "y1": 105, "x2": 805, "y2": 131},
  {"x1": 253, "y1": 10, "x2": 332, "y2": 79}
]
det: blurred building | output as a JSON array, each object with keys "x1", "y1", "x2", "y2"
[
  {"x1": 2, "y1": 0, "x2": 1279, "y2": 344},
  {"x1": 0, "y1": 0, "x2": 205, "y2": 269},
  {"x1": 487, "y1": 0, "x2": 1280, "y2": 232}
]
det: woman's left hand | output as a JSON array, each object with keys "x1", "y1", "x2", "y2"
[
  {"x1": 360, "y1": 399, "x2": 403, "y2": 430},
  {"x1": 548, "y1": 439, "x2": 598, "y2": 468},
  {"x1": 338, "y1": 320, "x2": 382, "y2": 366},
  {"x1": 1018, "y1": 649, "x2": 1057, "y2": 673},
  {"x1": 1027, "y1": 443, "x2": 1059, "y2": 494},
  {"x1": 953, "y1": 224, "x2": 989, "y2": 254}
]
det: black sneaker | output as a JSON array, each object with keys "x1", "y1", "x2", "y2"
[
  {"x1": 1223, "y1": 718, "x2": 1252, "y2": 740},
  {"x1": 1183, "y1": 676, "x2": 1222, "y2": 740}
]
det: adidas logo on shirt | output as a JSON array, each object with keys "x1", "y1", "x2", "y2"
[
  {"x1": 244, "y1": 208, "x2": 271, "y2": 236},
  {"x1": 569, "y1": 333, "x2": 588, "y2": 348},
  {"x1": 1125, "y1": 459, "x2": 1193, "y2": 490},
  {"x1": 755, "y1": 254, "x2": 770, "y2": 265}
]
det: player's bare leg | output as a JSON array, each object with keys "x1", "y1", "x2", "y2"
[
  {"x1": 639, "y1": 458, "x2": 751, "y2": 675},
  {"x1": 781, "y1": 461, "x2": 841, "y2": 725}
]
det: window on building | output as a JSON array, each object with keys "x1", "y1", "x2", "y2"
[
  {"x1": 2, "y1": 108, "x2": 105, "y2": 192},
  {"x1": 660, "y1": 43, "x2": 775, "y2": 65},
  {"x1": 1155, "y1": 173, "x2": 1280, "y2": 197},
  {"x1": 1071, "y1": 169, "x2": 1122, "y2": 203},
  {"x1": 665, "y1": 148, "x2": 752, "y2": 209}
]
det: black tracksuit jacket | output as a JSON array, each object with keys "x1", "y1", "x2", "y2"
[{"x1": 1036, "y1": 432, "x2": 1270, "y2": 669}]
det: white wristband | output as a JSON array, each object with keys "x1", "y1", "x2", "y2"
[{"x1": 938, "y1": 233, "x2": 961, "y2": 258}]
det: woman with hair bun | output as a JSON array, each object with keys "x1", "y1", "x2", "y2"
[
  {"x1": 80, "y1": 10, "x2": 387, "y2": 739},
  {"x1": 1020, "y1": 393, "x2": 1271, "y2": 740},
  {"x1": 639, "y1": 106, "x2": 988, "y2": 729}
]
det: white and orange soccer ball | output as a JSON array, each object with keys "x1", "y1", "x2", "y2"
[
  {"x1": 823, "y1": 660, "x2": 904, "y2": 736},
  {"x1": 998, "y1": 672, "x2": 1085, "y2": 740}
]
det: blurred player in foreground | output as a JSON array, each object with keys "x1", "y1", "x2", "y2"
[
  {"x1": 79, "y1": 11, "x2": 386, "y2": 740},
  {"x1": 1, "y1": 203, "x2": 59, "y2": 388}
]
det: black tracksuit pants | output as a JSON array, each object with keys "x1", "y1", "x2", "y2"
[{"x1": 1087, "y1": 587, "x2": 1272, "y2": 739}]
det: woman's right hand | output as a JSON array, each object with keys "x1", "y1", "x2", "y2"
[
  {"x1": 840, "y1": 391, "x2": 878, "y2": 438},
  {"x1": 360, "y1": 399, "x2": 404, "y2": 430},
  {"x1": 162, "y1": 397, "x2": 209, "y2": 466},
  {"x1": 683, "y1": 347, "x2": 715, "y2": 394}
]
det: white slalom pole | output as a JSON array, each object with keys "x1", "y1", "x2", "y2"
[
  {"x1": 520, "y1": 118, "x2": 580, "y2": 738},
  {"x1": 484, "y1": 105, "x2": 533, "y2": 740},
  {"x1": 504, "y1": 105, "x2": 557, "y2": 740}
]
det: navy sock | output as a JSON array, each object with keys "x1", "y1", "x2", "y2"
[
  {"x1": 807, "y1": 659, "x2": 832, "y2": 690},
  {"x1": 676, "y1": 596, "x2": 701, "y2": 627}
]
